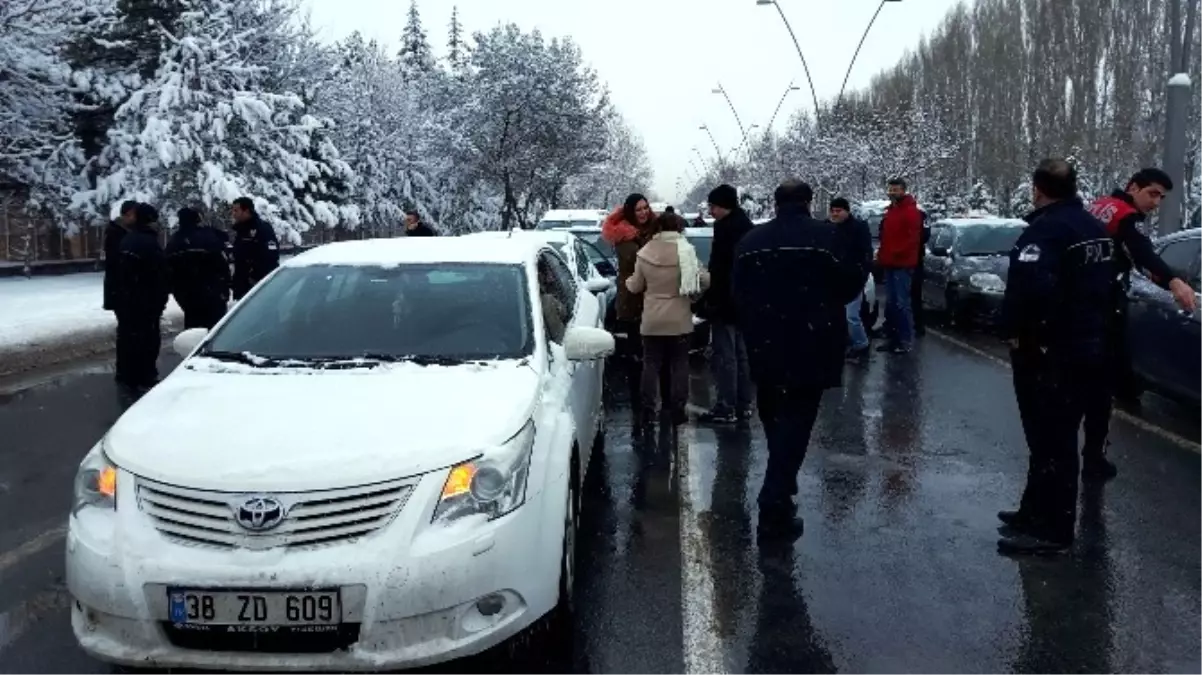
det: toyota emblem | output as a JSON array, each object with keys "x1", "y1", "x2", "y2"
[{"x1": 233, "y1": 495, "x2": 286, "y2": 532}]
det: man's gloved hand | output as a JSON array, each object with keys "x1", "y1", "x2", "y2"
[{"x1": 1168, "y1": 278, "x2": 1198, "y2": 312}]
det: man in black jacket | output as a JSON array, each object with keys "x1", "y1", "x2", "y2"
[
  {"x1": 230, "y1": 197, "x2": 279, "y2": 300},
  {"x1": 103, "y1": 201, "x2": 139, "y2": 312},
  {"x1": 829, "y1": 198, "x2": 873, "y2": 359},
  {"x1": 699, "y1": 184, "x2": 755, "y2": 424},
  {"x1": 404, "y1": 210, "x2": 437, "y2": 237},
  {"x1": 998, "y1": 159, "x2": 1116, "y2": 555},
  {"x1": 733, "y1": 180, "x2": 862, "y2": 537},
  {"x1": 167, "y1": 207, "x2": 231, "y2": 329},
  {"x1": 115, "y1": 203, "x2": 170, "y2": 391}
]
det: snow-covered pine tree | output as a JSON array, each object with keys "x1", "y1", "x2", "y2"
[
  {"x1": 77, "y1": 0, "x2": 355, "y2": 241},
  {"x1": 446, "y1": 6, "x2": 467, "y2": 73},
  {"x1": 966, "y1": 179, "x2": 998, "y2": 215},
  {"x1": 398, "y1": 0, "x2": 435, "y2": 79}
]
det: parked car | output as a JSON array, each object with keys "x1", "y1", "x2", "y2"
[
  {"x1": 1126, "y1": 227, "x2": 1201, "y2": 406},
  {"x1": 535, "y1": 209, "x2": 604, "y2": 231},
  {"x1": 921, "y1": 217, "x2": 1027, "y2": 328},
  {"x1": 67, "y1": 236, "x2": 614, "y2": 671},
  {"x1": 536, "y1": 225, "x2": 621, "y2": 331}
]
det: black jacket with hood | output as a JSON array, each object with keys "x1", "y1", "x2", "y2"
[{"x1": 703, "y1": 207, "x2": 755, "y2": 322}]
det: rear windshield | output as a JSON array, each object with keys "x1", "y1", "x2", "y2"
[{"x1": 206, "y1": 263, "x2": 533, "y2": 361}]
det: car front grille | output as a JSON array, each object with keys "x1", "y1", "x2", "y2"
[{"x1": 136, "y1": 477, "x2": 416, "y2": 550}]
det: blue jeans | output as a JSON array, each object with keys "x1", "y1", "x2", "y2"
[
  {"x1": 845, "y1": 294, "x2": 869, "y2": 350},
  {"x1": 884, "y1": 269, "x2": 914, "y2": 348},
  {"x1": 709, "y1": 321, "x2": 754, "y2": 414}
]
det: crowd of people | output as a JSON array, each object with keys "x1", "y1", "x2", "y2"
[{"x1": 602, "y1": 162, "x2": 1197, "y2": 547}]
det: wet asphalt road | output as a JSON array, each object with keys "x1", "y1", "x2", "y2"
[{"x1": 0, "y1": 331, "x2": 1199, "y2": 673}]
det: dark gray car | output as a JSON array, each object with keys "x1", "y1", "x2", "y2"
[
  {"x1": 1126, "y1": 228, "x2": 1201, "y2": 406},
  {"x1": 922, "y1": 218, "x2": 1027, "y2": 327}
]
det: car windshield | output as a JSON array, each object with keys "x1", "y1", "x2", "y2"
[
  {"x1": 955, "y1": 224, "x2": 1025, "y2": 256},
  {"x1": 203, "y1": 263, "x2": 533, "y2": 363},
  {"x1": 538, "y1": 220, "x2": 600, "y2": 230},
  {"x1": 574, "y1": 232, "x2": 614, "y2": 259},
  {"x1": 686, "y1": 235, "x2": 713, "y2": 265},
  {"x1": 865, "y1": 214, "x2": 883, "y2": 241}
]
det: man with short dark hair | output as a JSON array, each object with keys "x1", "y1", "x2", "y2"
[
  {"x1": 998, "y1": 158, "x2": 1116, "y2": 555},
  {"x1": 1082, "y1": 167, "x2": 1198, "y2": 479},
  {"x1": 732, "y1": 180, "x2": 862, "y2": 537},
  {"x1": 103, "y1": 201, "x2": 139, "y2": 312},
  {"x1": 404, "y1": 210, "x2": 437, "y2": 237},
  {"x1": 830, "y1": 197, "x2": 873, "y2": 359},
  {"x1": 699, "y1": 183, "x2": 755, "y2": 424},
  {"x1": 876, "y1": 178, "x2": 922, "y2": 353},
  {"x1": 230, "y1": 197, "x2": 279, "y2": 300},
  {"x1": 114, "y1": 203, "x2": 169, "y2": 393}
]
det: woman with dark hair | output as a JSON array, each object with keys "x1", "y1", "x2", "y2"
[
  {"x1": 602, "y1": 193, "x2": 655, "y2": 350},
  {"x1": 625, "y1": 212, "x2": 709, "y2": 428}
]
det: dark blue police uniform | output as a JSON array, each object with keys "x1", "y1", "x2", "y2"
[
  {"x1": 231, "y1": 216, "x2": 279, "y2": 300},
  {"x1": 167, "y1": 213, "x2": 231, "y2": 329},
  {"x1": 999, "y1": 197, "x2": 1115, "y2": 551}
]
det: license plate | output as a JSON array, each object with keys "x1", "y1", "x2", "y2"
[{"x1": 167, "y1": 589, "x2": 341, "y2": 626}]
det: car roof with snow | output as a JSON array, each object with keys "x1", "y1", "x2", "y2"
[
  {"x1": 540, "y1": 209, "x2": 604, "y2": 222},
  {"x1": 286, "y1": 236, "x2": 546, "y2": 268},
  {"x1": 461, "y1": 229, "x2": 579, "y2": 245},
  {"x1": 935, "y1": 216, "x2": 1026, "y2": 228},
  {"x1": 683, "y1": 227, "x2": 713, "y2": 238}
]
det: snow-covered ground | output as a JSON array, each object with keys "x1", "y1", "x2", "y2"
[{"x1": 0, "y1": 273, "x2": 183, "y2": 374}]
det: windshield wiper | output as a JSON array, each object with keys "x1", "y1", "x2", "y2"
[
  {"x1": 364, "y1": 353, "x2": 469, "y2": 366},
  {"x1": 197, "y1": 349, "x2": 280, "y2": 367}
]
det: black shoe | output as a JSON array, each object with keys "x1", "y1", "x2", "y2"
[
  {"x1": 846, "y1": 346, "x2": 870, "y2": 361},
  {"x1": 699, "y1": 410, "x2": 737, "y2": 424},
  {"x1": 875, "y1": 343, "x2": 911, "y2": 354},
  {"x1": 997, "y1": 509, "x2": 1027, "y2": 527},
  {"x1": 997, "y1": 533, "x2": 1071, "y2": 556},
  {"x1": 1082, "y1": 456, "x2": 1118, "y2": 481},
  {"x1": 758, "y1": 508, "x2": 805, "y2": 540}
]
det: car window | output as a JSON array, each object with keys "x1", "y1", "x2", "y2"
[
  {"x1": 579, "y1": 239, "x2": 611, "y2": 265},
  {"x1": 539, "y1": 250, "x2": 577, "y2": 321},
  {"x1": 932, "y1": 226, "x2": 954, "y2": 251},
  {"x1": 954, "y1": 224, "x2": 1025, "y2": 256},
  {"x1": 205, "y1": 263, "x2": 533, "y2": 360},
  {"x1": 1159, "y1": 238, "x2": 1201, "y2": 290},
  {"x1": 685, "y1": 235, "x2": 713, "y2": 266},
  {"x1": 571, "y1": 239, "x2": 592, "y2": 280}
]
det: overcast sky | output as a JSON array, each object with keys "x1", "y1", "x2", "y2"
[{"x1": 303, "y1": 0, "x2": 959, "y2": 203}]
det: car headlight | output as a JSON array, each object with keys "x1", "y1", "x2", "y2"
[
  {"x1": 73, "y1": 444, "x2": 117, "y2": 514},
  {"x1": 969, "y1": 272, "x2": 1006, "y2": 292},
  {"x1": 433, "y1": 420, "x2": 535, "y2": 524}
]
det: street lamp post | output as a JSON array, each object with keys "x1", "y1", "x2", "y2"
[
  {"x1": 836, "y1": 0, "x2": 903, "y2": 107},
  {"x1": 712, "y1": 83, "x2": 750, "y2": 147},
  {"x1": 699, "y1": 124, "x2": 723, "y2": 163},
  {"x1": 728, "y1": 124, "x2": 761, "y2": 164},
  {"x1": 767, "y1": 82, "x2": 801, "y2": 135},
  {"x1": 1160, "y1": 73, "x2": 1192, "y2": 235},
  {"x1": 756, "y1": 0, "x2": 821, "y2": 124}
]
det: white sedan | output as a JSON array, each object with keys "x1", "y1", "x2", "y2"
[{"x1": 67, "y1": 236, "x2": 614, "y2": 671}]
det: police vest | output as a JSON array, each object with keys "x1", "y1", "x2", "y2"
[{"x1": 1086, "y1": 195, "x2": 1138, "y2": 237}]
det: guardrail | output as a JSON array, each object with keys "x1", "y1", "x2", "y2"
[{"x1": 0, "y1": 246, "x2": 319, "y2": 279}]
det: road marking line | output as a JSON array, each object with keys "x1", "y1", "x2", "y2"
[
  {"x1": 928, "y1": 329, "x2": 1201, "y2": 453},
  {"x1": 679, "y1": 424, "x2": 727, "y2": 674},
  {"x1": 0, "y1": 525, "x2": 67, "y2": 581}
]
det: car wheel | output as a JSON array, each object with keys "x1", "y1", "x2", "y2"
[{"x1": 506, "y1": 450, "x2": 579, "y2": 671}]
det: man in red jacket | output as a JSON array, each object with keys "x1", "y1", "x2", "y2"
[{"x1": 875, "y1": 178, "x2": 923, "y2": 353}]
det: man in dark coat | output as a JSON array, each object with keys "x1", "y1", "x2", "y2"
[
  {"x1": 167, "y1": 207, "x2": 231, "y2": 329},
  {"x1": 699, "y1": 184, "x2": 755, "y2": 423},
  {"x1": 103, "y1": 201, "x2": 139, "y2": 312},
  {"x1": 230, "y1": 197, "x2": 279, "y2": 300},
  {"x1": 114, "y1": 203, "x2": 170, "y2": 391},
  {"x1": 829, "y1": 197, "x2": 873, "y2": 359},
  {"x1": 732, "y1": 180, "x2": 863, "y2": 536},
  {"x1": 404, "y1": 210, "x2": 437, "y2": 237}
]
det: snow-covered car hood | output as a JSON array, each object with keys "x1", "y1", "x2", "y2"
[
  {"x1": 104, "y1": 359, "x2": 540, "y2": 492},
  {"x1": 952, "y1": 254, "x2": 1010, "y2": 281}
]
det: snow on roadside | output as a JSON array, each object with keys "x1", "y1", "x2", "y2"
[{"x1": 0, "y1": 272, "x2": 182, "y2": 354}]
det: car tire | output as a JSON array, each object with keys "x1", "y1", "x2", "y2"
[{"x1": 506, "y1": 450, "x2": 579, "y2": 671}]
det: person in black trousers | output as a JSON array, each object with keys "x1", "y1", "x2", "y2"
[
  {"x1": 114, "y1": 203, "x2": 170, "y2": 392},
  {"x1": 167, "y1": 207, "x2": 231, "y2": 329},
  {"x1": 997, "y1": 159, "x2": 1116, "y2": 555},
  {"x1": 732, "y1": 180, "x2": 862, "y2": 537}
]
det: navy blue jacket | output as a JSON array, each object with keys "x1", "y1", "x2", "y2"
[
  {"x1": 1001, "y1": 198, "x2": 1116, "y2": 366},
  {"x1": 732, "y1": 205, "x2": 863, "y2": 389},
  {"x1": 703, "y1": 207, "x2": 755, "y2": 322},
  {"x1": 837, "y1": 215, "x2": 874, "y2": 290},
  {"x1": 231, "y1": 216, "x2": 279, "y2": 299},
  {"x1": 102, "y1": 221, "x2": 126, "y2": 311},
  {"x1": 167, "y1": 223, "x2": 230, "y2": 307},
  {"x1": 116, "y1": 223, "x2": 169, "y2": 318}
]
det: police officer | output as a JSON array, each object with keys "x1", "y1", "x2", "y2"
[
  {"x1": 998, "y1": 159, "x2": 1116, "y2": 555},
  {"x1": 114, "y1": 203, "x2": 170, "y2": 392},
  {"x1": 103, "y1": 200, "x2": 138, "y2": 314},
  {"x1": 732, "y1": 180, "x2": 863, "y2": 537},
  {"x1": 1082, "y1": 168, "x2": 1198, "y2": 479},
  {"x1": 167, "y1": 207, "x2": 231, "y2": 329},
  {"x1": 230, "y1": 197, "x2": 279, "y2": 300}
]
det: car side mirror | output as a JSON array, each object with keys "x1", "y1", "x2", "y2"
[
  {"x1": 584, "y1": 277, "x2": 613, "y2": 294},
  {"x1": 594, "y1": 260, "x2": 617, "y2": 277},
  {"x1": 563, "y1": 326, "x2": 615, "y2": 361},
  {"x1": 930, "y1": 245, "x2": 950, "y2": 257},
  {"x1": 173, "y1": 327, "x2": 209, "y2": 358}
]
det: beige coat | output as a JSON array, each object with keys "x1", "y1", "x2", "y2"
[{"x1": 625, "y1": 232, "x2": 710, "y2": 336}]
